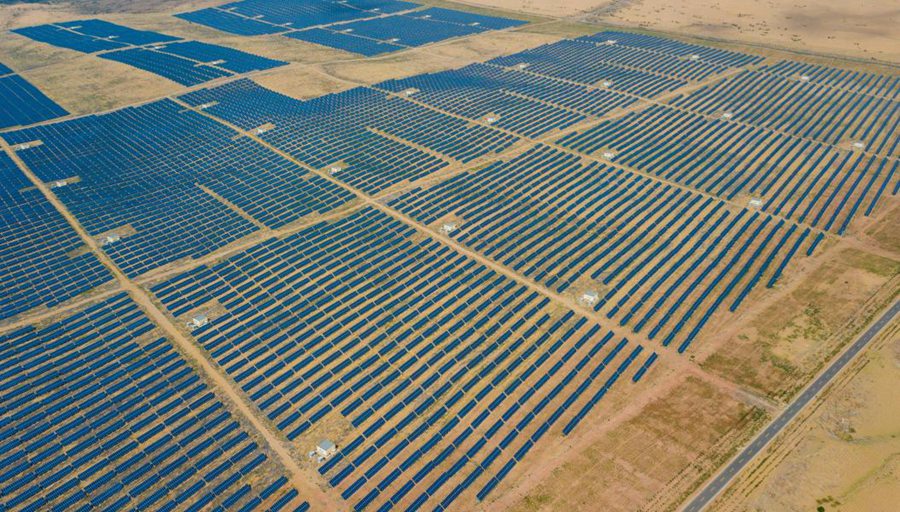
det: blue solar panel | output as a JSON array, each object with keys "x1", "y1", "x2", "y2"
[
  {"x1": 338, "y1": 14, "x2": 484, "y2": 47},
  {"x1": 56, "y1": 18, "x2": 179, "y2": 46},
  {"x1": 154, "y1": 40, "x2": 287, "y2": 73},
  {"x1": 0, "y1": 294, "x2": 308, "y2": 510},
  {"x1": 175, "y1": 7, "x2": 289, "y2": 35},
  {"x1": 100, "y1": 48, "x2": 233, "y2": 86},
  {"x1": 0, "y1": 74, "x2": 68, "y2": 129},
  {"x1": 410, "y1": 7, "x2": 526, "y2": 30},
  {"x1": 0, "y1": 152, "x2": 111, "y2": 320},
  {"x1": 15, "y1": 20, "x2": 285, "y2": 86},
  {"x1": 286, "y1": 28, "x2": 404, "y2": 56},
  {"x1": 4, "y1": 98, "x2": 353, "y2": 276},
  {"x1": 12, "y1": 24, "x2": 128, "y2": 53}
]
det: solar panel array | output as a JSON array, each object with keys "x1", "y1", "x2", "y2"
[
  {"x1": 377, "y1": 62, "x2": 636, "y2": 137},
  {"x1": 4, "y1": 99, "x2": 354, "y2": 277},
  {"x1": 176, "y1": 1, "x2": 526, "y2": 56},
  {"x1": 13, "y1": 19, "x2": 287, "y2": 86},
  {"x1": 179, "y1": 0, "x2": 417, "y2": 34},
  {"x1": 0, "y1": 63, "x2": 68, "y2": 129},
  {"x1": 0, "y1": 152, "x2": 111, "y2": 321},
  {"x1": 389, "y1": 144, "x2": 821, "y2": 353},
  {"x1": 178, "y1": 79, "x2": 518, "y2": 194},
  {"x1": 558, "y1": 104, "x2": 898, "y2": 234},
  {"x1": 1, "y1": 26, "x2": 898, "y2": 512},
  {"x1": 0, "y1": 293, "x2": 309, "y2": 511},
  {"x1": 670, "y1": 69, "x2": 900, "y2": 155},
  {"x1": 151, "y1": 207, "x2": 652, "y2": 511}
]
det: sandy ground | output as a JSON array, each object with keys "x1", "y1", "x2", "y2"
[
  {"x1": 467, "y1": 0, "x2": 900, "y2": 63},
  {"x1": 711, "y1": 321, "x2": 900, "y2": 512},
  {"x1": 502, "y1": 374, "x2": 766, "y2": 512},
  {"x1": 444, "y1": 0, "x2": 607, "y2": 17},
  {"x1": 584, "y1": 0, "x2": 900, "y2": 63}
]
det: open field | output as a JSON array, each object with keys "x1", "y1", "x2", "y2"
[
  {"x1": 709, "y1": 318, "x2": 900, "y2": 512},
  {"x1": 584, "y1": 0, "x2": 900, "y2": 64},
  {"x1": 0, "y1": 0, "x2": 898, "y2": 511}
]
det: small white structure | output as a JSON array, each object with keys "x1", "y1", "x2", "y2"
[
  {"x1": 389, "y1": 37, "x2": 400, "y2": 43},
  {"x1": 600, "y1": 80, "x2": 613, "y2": 88},
  {"x1": 517, "y1": 63, "x2": 528, "y2": 70},
  {"x1": 316, "y1": 440, "x2": 337, "y2": 459},
  {"x1": 748, "y1": 197, "x2": 764, "y2": 209},
  {"x1": 255, "y1": 127, "x2": 268, "y2": 135},
  {"x1": 469, "y1": 22, "x2": 481, "y2": 26},
  {"x1": 342, "y1": 28, "x2": 354, "y2": 33},
  {"x1": 197, "y1": 102, "x2": 214, "y2": 110},
  {"x1": 602, "y1": 150, "x2": 617, "y2": 160},
  {"x1": 721, "y1": 111, "x2": 734, "y2": 119},
  {"x1": 190, "y1": 315, "x2": 209, "y2": 329},
  {"x1": 403, "y1": 88, "x2": 416, "y2": 97},
  {"x1": 52, "y1": 180, "x2": 69, "y2": 188},
  {"x1": 581, "y1": 291, "x2": 599, "y2": 306},
  {"x1": 689, "y1": 54, "x2": 701, "y2": 61},
  {"x1": 851, "y1": 141, "x2": 866, "y2": 150},
  {"x1": 329, "y1": 166, "x2": 343, "y2": 175},
  {"x1": 16, "y1": 143, "x2": 31, "y2": 151},
  {"x1": 799, "y1": 75, "x2": 811, "y2": 82},
  {"x1": 604, "y1": 39, "x2": 617, "y2": 45},
  {"x1": 485, "y1": 116, "x2": 497, "y2": 124},
  {"x1": 103, "y1": 234, "x2": 121, "y2": 246},
  {"x1": 440, "y1": 223, "x2": 458, "y2": 234}
]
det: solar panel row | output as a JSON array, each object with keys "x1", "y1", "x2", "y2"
[
  {"x1": 14, "y1": 20, "x2": 287, "y2": 86},
  {"x1": 0, "y1": 293, "x2": 309, "y2": 511},
  {"x1": 388, "y1": 144, "x2": 820, "y2": 352},
  {"x1": 758, "y1": 60, "x2": 900, "y2": 99},
  {"x1": 2, "y1": 27, "x2": 895, "y2": 512},
  {"x1": 179, "y1": 79, "x2": 518, "y2": 193},
  {"x1": 0, "y1": 152, "x2": 111, "y2": 321},
  {"x1": 578, "y1": 31, "x2": 764, "y2": 67},
  {"x1": 4, "y1": 98, "x2": 353, "y2": 277},
  {"x1": 670, "y1": 69, "x2": 900, "y2": 156},
  {"x1": 175, "y1": 1, "x2": 526, "y2": 56},
  {"x1": 0, "y1": 73, "x2": 69, "y2": 129},
  {"x1": 150, "y1": 206, "x2": 650, "y2": 511},
  {"x1": 558, "y1": 104, "x2": 898, "y2": 234},
  {"x1": 377, "y1": 62, "x2": 636, "y2": 137}
]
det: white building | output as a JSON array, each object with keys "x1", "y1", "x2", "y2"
[
  {"x1": 582, "y1": 291, "x2": 599, "y2": 306},
  {"x1": 316, "y1": 440, "x2": 337, "y2": 459},
  {"x1": 191, "y1": 315, "x2": 209, "y2": 329}
]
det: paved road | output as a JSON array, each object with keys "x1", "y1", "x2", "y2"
[{"x1": 683, "y1": 299, "x2": 900, "y2": 512}]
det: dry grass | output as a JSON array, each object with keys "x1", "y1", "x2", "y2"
[
  {"x1": 711, "y1": 324, "x2": 900, "y2": 512},
  {"x1": 507, "y1": 376, "x2": 764, "y2": 512},
  {"x1": 583, "y1": 0, "x2": 900, "y2": 63}
]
